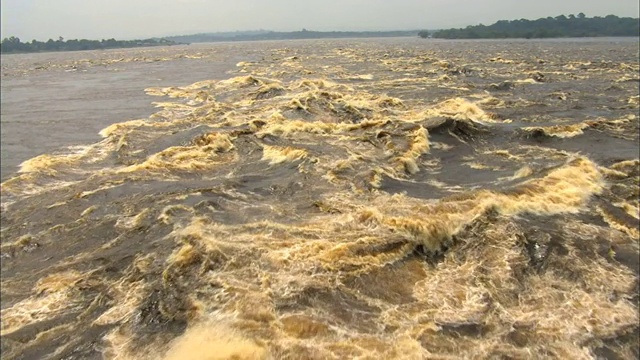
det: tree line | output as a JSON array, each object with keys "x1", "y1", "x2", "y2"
[
  {"x1": 419, "y1": 14, "x2": 640, "y2": 39},
  {"x1": 0, "y1": 36, "x2": 178, "y2": 54}
]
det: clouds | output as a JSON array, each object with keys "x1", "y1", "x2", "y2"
[{"x1": 2, "y1": 0, "x2": 638, "y2": 40}]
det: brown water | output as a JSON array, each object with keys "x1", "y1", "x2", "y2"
[{"x1": 1, "y1": 37, "x2": 639, "y2": 360}]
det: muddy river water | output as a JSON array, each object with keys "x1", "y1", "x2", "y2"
[{"x1": 0, "y1": 37, "x2": 638, "y2": 359}]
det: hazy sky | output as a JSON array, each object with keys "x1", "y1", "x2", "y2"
[{"x1": 2, "y1": 0, "x2": 638, "y2": 41}]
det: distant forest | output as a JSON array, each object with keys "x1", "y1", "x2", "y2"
[
  {"x1": 0, "y1": 30, "x2": 420, "y2": 53},
  {"x1": 420, "y1": 14, "x2": 640, "y2": 39},
  {"x1": 166, "y1": 30, "x2": 418, "y2": 43},
  {"x1": 0, "y1": 37, "x2": 178, "y2": 54}
]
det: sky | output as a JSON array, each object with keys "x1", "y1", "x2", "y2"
[{"x1": 2, "y1": 0, "x2": 639, "y2": 41}]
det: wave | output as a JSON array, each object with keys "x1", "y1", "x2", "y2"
[{"x1": 1, "y1": 40, "x2": 638, "y2": 360}]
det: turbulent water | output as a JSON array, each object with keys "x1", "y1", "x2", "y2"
[{"x1": 1, "y1": 38, "x2": 639, "y2": 359}]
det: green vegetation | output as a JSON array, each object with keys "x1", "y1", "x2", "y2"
[
  {"x1": 420, "y1": 14, "x2": 640, "y2": 39},
  {"x1": 0, "y1": 36, "x2": 178, "y2": 54},
  {"x1": 166, "y1": 30, "x2": 418, "y2": 43}
]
